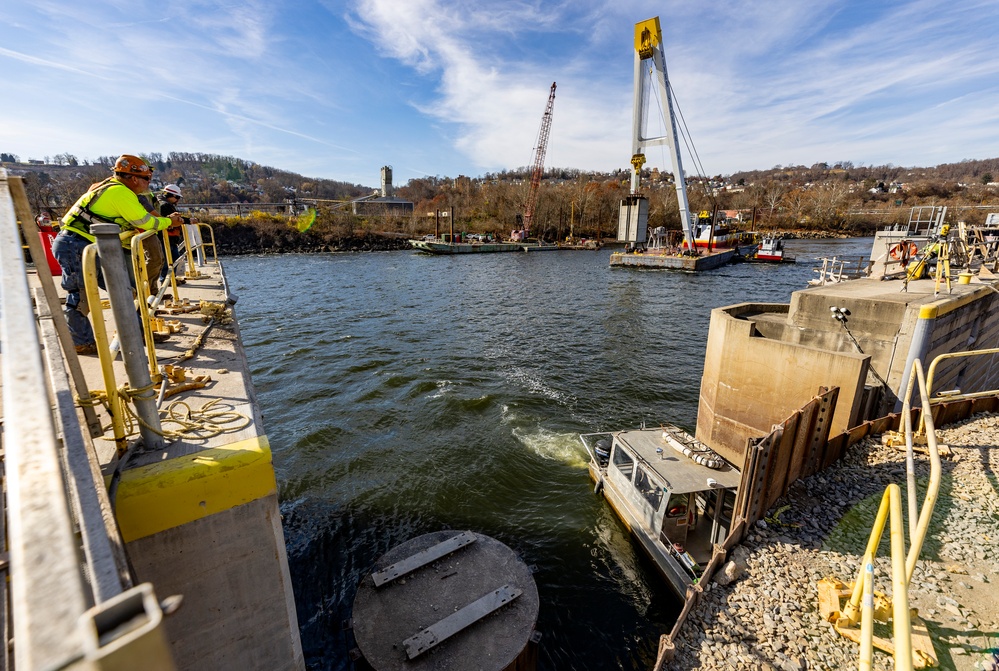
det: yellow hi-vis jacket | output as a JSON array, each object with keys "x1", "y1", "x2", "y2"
[{"x1": 61, "y1": 177, "x2": 171, "y2": 247}]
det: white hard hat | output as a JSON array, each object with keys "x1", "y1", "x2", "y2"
[{"x1": 162, "y1": 184, "x2": 182, "y2": 197}]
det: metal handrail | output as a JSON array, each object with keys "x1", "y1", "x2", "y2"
[
  {"x1": 909, "y1": 347, "x2": 999, "y2": 437},
  {"x1": 196, "y1": 222, "x2": 218, "y2": 265},
  {"x1": 925, "y1": 347, "x2": 999, "y2": 403},
  {"x1": 853, "y1": 485, "x2": 911, "y2": 671},
  {"x1": 83, "y1": 244, "x2": 127, "y2": 455},
  {"x1": 836, "y1": 357, "x2": 941, "y2": 669},
  {"x1": 132, "y1": 229, "x2": 161, "y2": 378},
  {"x1": 2, "y1": 173, "x2": 175, "y2": 668},
  {"x1": 181, "y1": 221, "x2": 204, "y2": 278},
  {"x1": 1, "y1": 168, "x2": 90, "y2": 669}
]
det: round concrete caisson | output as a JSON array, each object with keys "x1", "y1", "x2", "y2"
[{"x1": 351, "y1": 530, "x2": 540, "y2": 671}]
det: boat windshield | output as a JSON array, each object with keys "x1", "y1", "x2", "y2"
[
  {"x1": 612, "y1": 444, "x2": 635, "y2": 480},
  {"x1": 635, "y1": 465, "x2": 664, "y2": 510}
]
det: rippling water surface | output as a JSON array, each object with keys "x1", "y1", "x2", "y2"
[{"x1": 225, "y1": 238, "x2": 872, "y2": 671}]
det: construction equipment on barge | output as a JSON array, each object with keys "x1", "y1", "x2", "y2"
[
  {"x1": 517, "y1": 81, "x2": 557, "y2": 242},
  {"x1": 610, "y1": 17, "x2": 742, "y2": 271}
]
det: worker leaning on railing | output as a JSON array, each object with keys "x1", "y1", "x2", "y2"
[
  {"x1": 51, "y1": 154, "x2": 182, "y2": 355},
  {"x1": 157, "y1": 183, "x2": 197, "y2": 286}
]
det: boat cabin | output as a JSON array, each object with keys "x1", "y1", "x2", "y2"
[{"x1": 584, "y1": 427, "x2": 741, "y2": 593}]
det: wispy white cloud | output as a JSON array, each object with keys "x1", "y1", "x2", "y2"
[
  {"x1": 342, "y1": 0, "x2": 999, "y2": 175},
  {"x1": 0, "y1": 46, "x2": 110, "y2": 79}
]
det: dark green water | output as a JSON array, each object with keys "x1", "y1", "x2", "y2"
[{"x1": 224, "y1": 238, "x2": 872, "y2": 671}]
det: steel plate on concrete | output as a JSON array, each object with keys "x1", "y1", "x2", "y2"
[{"x1": 352, "y1": 530, "x2": 539, "y2": 671}]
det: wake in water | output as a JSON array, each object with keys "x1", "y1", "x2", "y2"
[{"x1": 504, "y1": 406, "x2": 589, "y2": 468}]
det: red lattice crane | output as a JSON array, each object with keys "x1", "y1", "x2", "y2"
[{"x1": 522, "y1": 82, "x2": 556, "y2": 237}]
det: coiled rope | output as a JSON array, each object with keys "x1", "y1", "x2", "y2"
[{"x1": 78, "y1": 384, "x2": 250, "y2": 443}]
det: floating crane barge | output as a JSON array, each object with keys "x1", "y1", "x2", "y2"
[{"x1": 609, "y1": 18, "x2": 745, "y2": 271}]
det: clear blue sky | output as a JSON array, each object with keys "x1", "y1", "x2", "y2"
[{"x1": 2, "y1": 1, "x2": 997, "y2": 188}]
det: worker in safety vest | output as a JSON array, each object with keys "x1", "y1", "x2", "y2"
[
  {"x1": 52, "y1": 154, "x2": 182, "y2": 354},
  {"x1": 157, "y1": 184, "x2": 197, "y2": 287},
  {"x1": 136, "y1": 185, "x2": 166, "y2": 295}
]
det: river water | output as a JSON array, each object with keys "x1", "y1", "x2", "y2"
[{"x1": 224, "y1": 237, "x2": 872, "y2": 671}]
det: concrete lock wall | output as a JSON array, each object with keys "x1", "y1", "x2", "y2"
[
  {"x1": 697, "y1": 282, "x2": 999, "y2": 469},
  {"x1": 118, "y1": 435, "x2": 304, "y2": 671},
  {"x1": 697, "y1": 304, "x2": 870, "y2": 467},
  {"x1": 127, "y1": 493, "x2": 303, "y2": 671},
  {"x1": 784, "y1": 288, "x2": 914, "y2": 391},
  {"x1": 909, "y1": 287, "x2": 999, "y2": 398}
]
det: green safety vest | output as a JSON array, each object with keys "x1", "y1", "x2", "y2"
[{"x1": 61, "y1": 177, "x2": 171, "y2": 245}]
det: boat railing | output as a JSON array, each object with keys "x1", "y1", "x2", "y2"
[{"x1": 0, "y1": 169, "x2": 176, "y2": 669}]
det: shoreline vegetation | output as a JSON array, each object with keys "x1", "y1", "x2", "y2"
[
  {"x1": 7, "y1": 153, "x2": 997, "y2": 255},
  {"x1": 205, "y1": 211, "x2": 856, "y2": 256}
]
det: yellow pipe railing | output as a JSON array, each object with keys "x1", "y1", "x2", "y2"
[
  {"x1": 82, "y1": 244, "x2": 126, "y2": 455},
  {"x1": 835, "y1": 357, "x2": 941, "y2": 669},
  {"x1": 912, "y1": 347, "x2": 999, "y2": 437},
  {"x1": 925, "y1": 347, "x2": 999, "y2": 403},
  {"x1": 130, "y1": 230, "x2": 160, "y2": 379},
  {"x1": 196, "y1": 222, "x2": 218, "y2": 265},
  {"x1": 904, "y1": 361, "x2": 942, "y2": 581},
  {"x1": 161, "y1": 229, "x2": 182, "y2": 303}
]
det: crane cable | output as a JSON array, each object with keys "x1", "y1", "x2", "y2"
[{"x1": 646, "y1": 64, "x2": 717, "y2": 210}]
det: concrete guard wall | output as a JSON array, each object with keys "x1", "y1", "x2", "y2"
[
  {"x1": 696, "y1": 303, "x2": 870, "y2": 467},
  {"x1": 914, "y1": 287, "x2": 999, "y2": 397},
  {"x1": 785, "y1": 289, "x2": 912, "y2": 390},
  {"x1": 128, "y1": 492, "x2": 304, "y2": 670}
]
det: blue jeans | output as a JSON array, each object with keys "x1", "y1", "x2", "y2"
[{"x1": 52, "y1": 230, "x2": 102, "y2": 346}]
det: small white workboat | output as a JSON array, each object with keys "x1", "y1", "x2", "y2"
[{"x1": 580, "y1": 425, "x2": 741, "y2": 597}]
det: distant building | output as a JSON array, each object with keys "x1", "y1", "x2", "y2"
[{"x1": 352, "y1": 165, "x2": 414, "y2": 216}]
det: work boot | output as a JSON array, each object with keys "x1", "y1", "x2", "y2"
[{"x1": 75, "y1": 343, "x2": 98, "y2": 355}]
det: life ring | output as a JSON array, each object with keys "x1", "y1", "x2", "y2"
[
  {"x1": 668, "y1": 505, "x2": 687, "y2": 516},
  {"x1": 889, "y1": 241, "x2": 918, "y2": 261}
]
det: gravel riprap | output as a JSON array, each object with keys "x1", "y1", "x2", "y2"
[{"x1": 665, "y1": 412, "x2": 999, "y2": 671}]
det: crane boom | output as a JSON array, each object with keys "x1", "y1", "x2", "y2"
[{"x1": 522, "y1": 82, "x2": 556, "y2": 236}]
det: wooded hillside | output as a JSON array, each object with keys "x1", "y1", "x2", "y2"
[{"x1": 4, "y1": 152, "x2": 997, "y2": 243}]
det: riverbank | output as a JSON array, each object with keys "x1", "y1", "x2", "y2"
[
  {"x1": 211, "y1": 225, "x2": 412, "y2": 255},
  {"x1": 206, "y1": 227, "x2": 854, "y2": 255},
  {"x1": 667, "y1": 413, "x2": 999, "y2": 671}
]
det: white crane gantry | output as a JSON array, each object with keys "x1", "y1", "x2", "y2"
[{"x1": 618, "y1": 17, "x2": 697, "y2": 253}]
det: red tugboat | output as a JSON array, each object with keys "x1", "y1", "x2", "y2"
[{"x1": 743, "y1": 233, "x2": 796, "y2": 264}]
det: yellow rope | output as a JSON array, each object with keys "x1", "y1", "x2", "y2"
[{"x1": 79, "y1": 387, "x2": 250, "y2": 444}]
